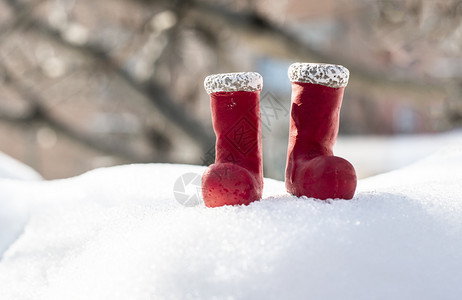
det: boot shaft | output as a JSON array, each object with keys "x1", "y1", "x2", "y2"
[
  {"x1": 210, "y1": 90, "x2": 262, "y2": 177},
  {"x1": 289, "y1": 82, "x2": 345, "y2": 158}
]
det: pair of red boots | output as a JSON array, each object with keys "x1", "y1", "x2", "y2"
[{"x1": 202, "y1": 63, "x2": 357, "y2": 207}]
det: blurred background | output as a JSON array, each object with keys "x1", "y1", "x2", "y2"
[{"x1": 0, "y1": 0, "x2": 461, "y2": 180}]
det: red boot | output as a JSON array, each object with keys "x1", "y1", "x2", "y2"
[
  {"x1": 202, "y1": 72, "x2": 263, "y2": 207},
  {"x1": 285, "y1": 63, "x2": 357, "y2": 200}
]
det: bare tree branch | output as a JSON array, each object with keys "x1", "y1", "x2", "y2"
[
  {"x1": 0, "y1": 63, "x2": 156, "y2": 163},
  {"x1": 4, "y1": 0, "x2": 215, "y2": 153},
  {"x1": 0, "y1": 0, "x2": 45, "y2": 45}
]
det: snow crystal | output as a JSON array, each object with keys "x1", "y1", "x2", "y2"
[{"x1": 1, "y1": 145, "x2": 462, "y2": 299}]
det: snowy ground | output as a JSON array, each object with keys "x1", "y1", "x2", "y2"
[
  {"x1": 1, "y1": 142, "x2": 462, "y2": 299},
  {"x1": 0, "y1": 151, "x2": 42, "y2": 181}
]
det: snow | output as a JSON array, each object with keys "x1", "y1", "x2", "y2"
[
  {"x1": 0, "y1": 152, "x2": 42, "y2": 181},
  {"x1": 1, "y1": 144, "x2": 462, "y2": 299},
  {"x1": 288, "y1": 62, "x2": 349, "y2": 88},
  {"x1": 204, "y1": 72, "x2": 263, "y2": 94},
  {"x1": 0, "y1": 152, "x2": 42, "y2": 259}
]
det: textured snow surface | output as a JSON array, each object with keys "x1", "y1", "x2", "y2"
[
  {"x1": 0, "y1": 152, "x2": 42, "y2": 181},
  {"x1": 1, "y1": 146, "x2": 462, "y2": 299},
  {"x1": 288, "y1": 62, "x2": 349, "y2": 88},
  {"x1": 204, "y1": 72, "x2": 263, "y2": 94}
]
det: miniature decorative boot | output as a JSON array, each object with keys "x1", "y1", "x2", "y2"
[
  {"x1": 202, "y1": 72, "x2": 264, "y2": 207},
  {"x1": 285, "y1": 63, "x2": 357, "y2": 200}
]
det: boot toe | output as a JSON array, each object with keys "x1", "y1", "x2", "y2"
[
  {"x1": 202, "y1": 163, "x2": 262, "y2": 207},
  {"x1": 290, "y1": 156, "x2": 357, "y2": 200}
]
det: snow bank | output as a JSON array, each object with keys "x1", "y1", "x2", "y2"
[
  {"x1": 1, "y1": 145, "x2": 462, "y2": 299},
  {"x1": 0, "y1": 151, "x2": 42, "y2": 181},
  {"x1": 0, "y1": 152, "x2": 42, "y2": 258}
]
